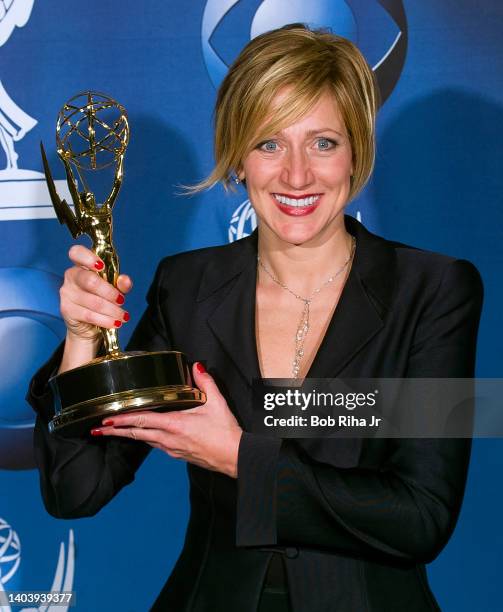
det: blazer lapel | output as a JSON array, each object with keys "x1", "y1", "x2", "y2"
[
  {"x1": 198, "y1": 217, "x2": 397, "y2": 452},
  {"x1": 303, "y1": 216, "x2": 397, "y2": 466},
  {"x1": 201, "y1": 217, "x2": 396, "y2": 382},
  {"x1": 200, "y1": 234, "x2": 261, "y2": 387},
  {"x1": 306, "y1": 217, "x2": 396, "y2": 378}
]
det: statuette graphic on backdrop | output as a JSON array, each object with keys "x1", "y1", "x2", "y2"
[{"x1": 40, "y1": 92, "x2": 205, "y2": 437}]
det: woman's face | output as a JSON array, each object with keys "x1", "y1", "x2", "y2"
[{"x1": 241, "y1": 89, "x2": 353, "y2": 247}]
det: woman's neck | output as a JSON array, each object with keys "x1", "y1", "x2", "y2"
[{"x1": 257, "y1": 222, "x2": 354, "y2": 296}]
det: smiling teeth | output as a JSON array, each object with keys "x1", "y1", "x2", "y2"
[{"x1": 273, "y1": 194, "x2": 320, "y2": 207}]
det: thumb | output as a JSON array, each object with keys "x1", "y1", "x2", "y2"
[
  {"x1": 117, "y1": 274, "x2": 133, "y2": 295},
  {"x1": 192, "y1": 362, "x2": 222, "y2": 398}
]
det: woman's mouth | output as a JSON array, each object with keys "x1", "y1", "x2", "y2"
[{"x1": 272, "y1": 193, "x2": 321, "y2": 216}]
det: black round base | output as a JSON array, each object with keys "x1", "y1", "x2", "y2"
[{"x1": 48, "y1": 350, "x2": 205, "y2": 437}]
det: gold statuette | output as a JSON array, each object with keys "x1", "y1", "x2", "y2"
[{"x1": 41, "y1": 91, "x2": 205, "y2": 436}]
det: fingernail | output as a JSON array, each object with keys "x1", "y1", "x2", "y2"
[
  {"x1": 90, "y1": 428, "x2": 103, "y2": 436},
  {"x1": 102, "y1": 419, "x2": 114, "y2": 426},
  {"x1": 123, "y1": 311, "x2": 130, "y2": 322},
  {"x1": 196, "y1": 362, "x2": 206, "y2": 374},
  {"x1": 114, "y1": 320, "x2": 122, "y2": 328},
  {"x1": 116, "y1": 293, "x2": 125, "y2": 305},
  {"x1": 94, "y1": 261, "x2": 104, "y2": 271}
]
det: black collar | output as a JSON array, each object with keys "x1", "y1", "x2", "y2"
[{"x1": 199, "y1": 215, "x2": 396, "y2": 383}]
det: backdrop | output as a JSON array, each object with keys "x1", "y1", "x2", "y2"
[{"x1": 1, "y1": 1, "x2": 502, "y2": 610}]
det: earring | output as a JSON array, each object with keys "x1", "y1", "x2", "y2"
[{"x1": 234, "y1": 176, "x2": 240, "y2": 184}]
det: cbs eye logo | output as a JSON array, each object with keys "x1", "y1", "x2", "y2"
[
  {"x1": 0, "y1": 268, "x2": 65, "y2": 470},
  {"x1": 202, "y1": 0, "x2": 407, "y2": 105}
]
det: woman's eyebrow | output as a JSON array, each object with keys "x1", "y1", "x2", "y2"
[
  {"x1": 274, "y1": 128, "x2": 346, "y2": 138},
  {"x1": 305, "y1": 128, "x2": 345, "y2": 137}
]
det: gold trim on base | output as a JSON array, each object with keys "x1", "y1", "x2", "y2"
[{"x1": 49, "y1": 385, "x2": 206, "y2": 434}]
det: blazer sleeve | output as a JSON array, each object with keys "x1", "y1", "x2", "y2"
[
  {"x1": 236, "y1": 259, "x2": 483, "y2": 564},
  {"x1": 27, "y1": 259, "x2": 173, "y2": 519}
]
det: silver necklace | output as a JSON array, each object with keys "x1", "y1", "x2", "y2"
[{"x1": 257, "y1": 236, "x2": 356, "y2": 378}]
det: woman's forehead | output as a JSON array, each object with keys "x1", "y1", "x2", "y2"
[{"x1": 258, "y1": 88, "x2": 347, "y2": 136}]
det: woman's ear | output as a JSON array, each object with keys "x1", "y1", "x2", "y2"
[{"x1": 234, "y1": 167, "x2": 246, "y2": 187}]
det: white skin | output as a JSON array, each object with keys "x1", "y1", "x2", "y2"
[
  {"x1": 61, "y1": 89, "x2": 354, "y2": 478},
  {"x1": 241, "y1": 89, "x2": 354, "y2": 288},
  {"x1": 244, "y1": 89, "x2": 355, "y2": 378}
]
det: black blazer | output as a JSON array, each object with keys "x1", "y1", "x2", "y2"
[{"x1": 28, "y1": 216, "x2": 483, "y2": 612}]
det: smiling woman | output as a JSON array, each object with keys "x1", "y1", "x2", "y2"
[
  {"x1": 28, "y1": 23, "x2": 483, "y2": 612},
  {"x1": 240, "y1": 90, "x2": 354, "y2": 248},
  {"x1": 197, "y1": 23, "x2": 376, "y2": 200}
]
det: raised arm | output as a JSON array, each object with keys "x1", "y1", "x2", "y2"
[
  {"x1": 105, "y1": 154, "x2": 124, "y2": 211},
  {"x1": 28, "y1": 254, "x2": 172, "y2": 518}
]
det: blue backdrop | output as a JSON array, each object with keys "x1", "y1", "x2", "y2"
[{"x1": 1, "y1": 1, "x2": 502, "y2": 610}]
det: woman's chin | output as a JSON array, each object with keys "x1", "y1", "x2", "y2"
[
  {"x1": 272, "y1": 224, "x2": 324, "y2": 247},
  {"x1": 259, "y1": 216, "x2": 341, "y2": 247},
  {"x1": 265, "y1": 211, "x2": 348, "y2": 247}
]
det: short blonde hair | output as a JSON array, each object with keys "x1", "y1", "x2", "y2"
[{"x1": 197, "y1": 23, "x2": 378, "y2": 201}]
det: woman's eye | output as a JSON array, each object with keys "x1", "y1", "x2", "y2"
[
  {"x1": 258, "y1": 140, "x2": 278, "y2": 152},
  {"x1": 315, "y1": 137, "x2": 336, "y2": 151}
]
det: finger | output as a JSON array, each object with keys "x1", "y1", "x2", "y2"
[
  {"x1": 67, "y1": 246, "x2": 129, "y2": 302},
  {"x1": 68, "y1": 244, "x2": 104, "y2": 271},
  {"x1": 66, "y1": 289, "x2": 128, "y2": 325},
  {"x1": 67, "y1": 248, "x2": 133, "y2": 303},
  {"x1": 62, "y1": 274, "x2": 128, "y2": 321},
  {"x1": 192, "y1": 362, "x2": 223, "y2": 398},
  {"x1": 101, "y1": 411, "x2": 185, "y2": 432},
  {"x1": 69, "y1": 267, "x2": 126, "y2": 307},
  {"x1": 116, "y1": 274, "x2": 133, "y2": 294},
  {"x1": 61, "y1": 298, "x2": 125, "y2": 330},
  {"x1": 95, "y1": 425, "x2": 182, "y2": 451},
  {"x1": 95, "y1": 425, "x2": 162, "y2": 443}
]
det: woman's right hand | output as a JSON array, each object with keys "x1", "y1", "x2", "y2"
[{"x1": 60, "y1": 245, "x2": 132, "y2": 344}]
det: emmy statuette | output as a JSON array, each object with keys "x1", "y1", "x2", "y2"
[{"x1": 41, "y1": 91, "x2": 205, "y2": 437}]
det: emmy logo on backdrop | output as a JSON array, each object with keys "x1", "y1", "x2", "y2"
[
  {"x1": 0, "y1": 0, "x2": 71, "y2": 221},
  {"x1": 228, "y1": 199, "x2": 257, "y2": 243},
  {"x1": 0, "y1": 517, "x2": 74, "y2": 612}
]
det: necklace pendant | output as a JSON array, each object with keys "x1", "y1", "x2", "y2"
[
  {"x1": 257, "y1": 236, "x2": 356, "y2": 380},
  {"x1": 293, "y1": 301, "x2": 310, "y2": 377}
]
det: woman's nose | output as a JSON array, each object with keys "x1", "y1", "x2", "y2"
[{"x1": 280, "y1": 148, "x2": 314, "y2": 190}]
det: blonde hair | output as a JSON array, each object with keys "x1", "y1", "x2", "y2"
[{"x1": 194, "y1": 23, "x2": 378, "y2": 201}]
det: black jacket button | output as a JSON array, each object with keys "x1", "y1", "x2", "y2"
[{"x1": 285, "y1": 547, "x2": 299, "y2": 559}]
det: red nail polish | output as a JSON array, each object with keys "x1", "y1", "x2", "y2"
[
  {"x1": 123, "y1": 311, "x2": 130, "y2": 322},
  {"x1": 196, "y1": 362, "x2": 206, "y2": 374},
  {"x1": 114, "y1": 320, "x2": 122, "y2": 328},
  {"x1": 116, "y1": 293, "x2": 125, "y2": 305},
  {"x1": 90, "y1": 428, "x2": 103, "y2": 436},
  {"x1": 94, "y1": 261, "x2": 104, "y2": 270},
  {"x1": 102, "y1": 419, "x2": 114, "y2": 426}
]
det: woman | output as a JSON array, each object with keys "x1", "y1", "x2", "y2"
[{"x1": 28, "y1": 24, "x2": 483, "y2": 612}]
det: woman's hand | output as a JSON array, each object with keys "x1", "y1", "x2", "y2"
[
  {"x1": 91, "y1": 363, "x2": 244, "y2": 478},
  {"x1": 60, "y1": 244, "x2": 132, "y2": 342}
]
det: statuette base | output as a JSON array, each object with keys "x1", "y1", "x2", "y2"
[{"x1": 49, "y1": 350, "x2": 205, "y2": 437}]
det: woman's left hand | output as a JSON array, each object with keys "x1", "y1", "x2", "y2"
[{"x1": 91, "y1": 363, "x2": 243, "y2": 478}]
